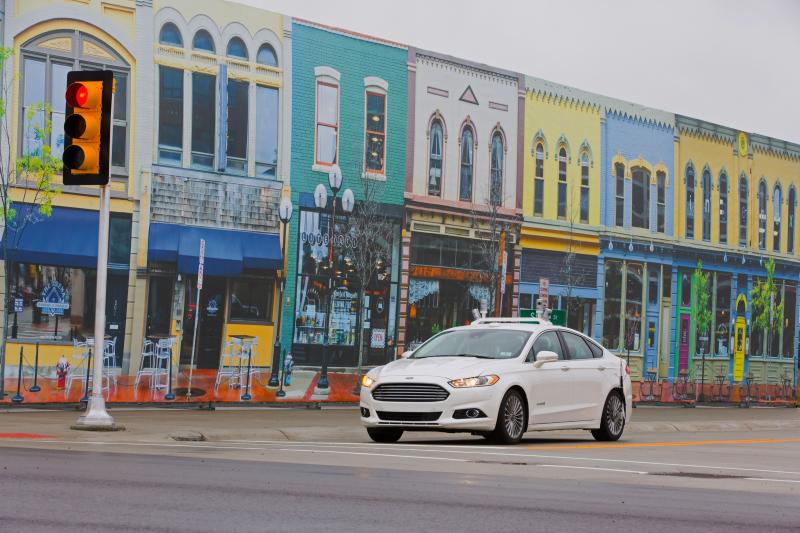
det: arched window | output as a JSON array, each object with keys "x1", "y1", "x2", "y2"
[
  {"x1": 226, "y1": 37, "x2": 248, "y2": 60},
  {"x1": 459, "y1": 126, "x2": 474, "y2": 202},
  {"x1": 702, "y1": 168, "x2": 712, "y2": 241},
  {"x1": 557, "y1": 147, "x2": 567, "y2": 219},
  {"x1": 789, "y1": 187, "x2": 797, "y2": 254},
  {"x1": 579, "y1": 153, "x2": 589, "y2": 223},
  {"x1": 739, "y1": 175, "x2": 748, "y2": 246},
  {"x1": 685, "y1": 164, "x2": 695, "y2": 239},
  {"x1": 615, "y1": 163, "x2": 625, "y2": 227},
  {"x1": 534, "y1": 143, "x2": 544, "y2": 216},
  {"x1": 192, "y1": 29, "x2": 215, "y2": 53},
  {"x1": 773, "y1": 184, "x2": 782, "y2": 252},
  {"x1": 256, "y1": 43, "x2": 278, "y2": 67},
  {"x1": 428, "y1": 118, "x2": 443, "y2": 197},
  {"x1": 758, "y1": 180, "x2": 767, "y2": 250},
  {"x1": 719, "y1": 172, "x2": 728, "y2": 244},
  {"x1": 20, "y1": 32, "x2": 129, "y2": 170},
  {"x1": 631, "y1": 167, "x2": 650, "y2": 229},
  {"x1": 656, "y1": 170, "x2": 666, "y2": 233},
  {"x1": 159, "y1": 22, "x2": 183, "y2": 46},
  {"x1": 490, "y1": 131, "x2": 504, "y2": 206}
]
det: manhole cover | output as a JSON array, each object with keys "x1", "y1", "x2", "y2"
[{"x1": 172, "y1": 388, "x2": 207, "y2": 398}]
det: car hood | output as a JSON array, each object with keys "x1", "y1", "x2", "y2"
[{"x1": 374, "y1": 356, "x2": 511, "y2": 380}]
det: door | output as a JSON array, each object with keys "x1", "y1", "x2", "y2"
[
  {"x1": 678, "y1": 313, "x2": 691, "y2": 373},
  {"x1": 181, "y1": 277, "x2": 226, "y2": 369},
  {"x1": 559, "y1": 330, "x2": 604, "y2": 422},
  {"x1": 733, "y1": 318, "x2": 746, "y2": 382},
  {"x1": 658, "y1": 302, "x2": 671, "y2": 379},
  {"x1": 105, "y1": 273, "x2": 128, "y2": 367},
  {"x1": 524, "y1": 330, "x2": 573, "y2": 425}
]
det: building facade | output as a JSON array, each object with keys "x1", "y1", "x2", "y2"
[
  {"x1": 280, "y1": 19, "x2": 407, "y2": 390},
  {"x1": 398, "y1": 49, "x2": 522, "y2": 352}
]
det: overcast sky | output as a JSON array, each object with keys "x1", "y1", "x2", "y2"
[{"x1": 241, "y1": 0, "x2": 800, "y2": 144}]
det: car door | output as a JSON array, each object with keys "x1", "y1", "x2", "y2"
[
  {"x1": 558, "y1": 330, "x2": 605, "y2": 422},
  {"x1": 524, "y1": 330, "x2": 574, "y2": 425}
]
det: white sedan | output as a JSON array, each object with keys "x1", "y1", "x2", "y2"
[{"x1": 360, "y1": 318, "x2": 632, "y2": 444}]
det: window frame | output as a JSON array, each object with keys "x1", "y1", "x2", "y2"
[
  {"x1": 579, "y1": 152, "x2": 590, "y2": 223},
  {"x1": 631, "y1": 167, "x2": 650, "y2": 230},
  {"x1": 534, "y1": 143, "x2": 544, "y2": 216},
  {"x1": 159, "y1": 22, "x2": 183, "y2": 47},
  {"x1": 789, "y1": 187, "x2": 797, "y2": 254},
  {"x1": 428, "y1": 117, "x2": 444, "y2": 197},
  {"x1": 459, "y1": 124, "x2": 475, "y2": 202},
  {"x1": 557, "y1": 147, "x2": 567, "y2": 219},
  {"x1": 558, "y1": 330, "x2": 594, "y2": 360},
  {"x1": 685, "y1": 164, "x2": 695, "y2": 239},
  {"x1": 490, "y1": 130, "x2": 504, "y2": 206},
  {"x1": 773, "y1": 184, "x2": 782, "y2": 252},
  {"x1": 190, "y1": 71, "x2": 217, "y2": 170},
  {"x1": 227, "y1": 275, "x2": 275, "y2": 324},
  {"x1": 315, "y1": 80, "x2": 340, "y2": 167},
  {"x1": 719, "y1": 172, "x2": 728, "y2": 244},
  {"x1": 192, "y1": 29, "x2": 216, "y2": 53},
  {"x1": 739, "y1": 175, "x2": 749, "y2": 246},
  {"x1": 702, "y1": 168, "x2": 712, "y2": 241},
  {"x1": 758, "y1": 179, "x2": 767, "y2": 250},
  {"x1": 255, "y1": 83, "x2": 280, "y2": 179},
  {"x1": 656, "y1": 170, "x2": 666, "y2": 233},
  {"x1": 157, "y1": 65, "x2": 184, "y2": 165},
  {"x1": 615, "y1": 163, "x2": 625, "y2": 227},
  {"x1": 528, "y1": 329, "x2": 566, "y2": 362},
  {"x1": 256, "y1": 43, "x2": 278, "y2": 67},
  {"x1": 226, "y1": 37, "x2": 249, "y2": 60},
  {"x1": 364, "y1": 89, "x2": 387, "y2": 176}
]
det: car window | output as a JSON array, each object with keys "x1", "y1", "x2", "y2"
[
  {"x1": 586, "y1": 338, "x2": 604, "y2": 358},
  {"x1": 560, "y1": 331, "x2": 594, "y2": 360},
  {"x1": 527, "y1": 331, "x2": 565, "y2": 362}
]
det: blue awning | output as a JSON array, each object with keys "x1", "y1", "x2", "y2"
[
  {"x1": 148, "y1": 223, "x2": 282, "y2": 276},
  {"x1": 1, "y1": 206, "x2": 99, "y2": 268}
]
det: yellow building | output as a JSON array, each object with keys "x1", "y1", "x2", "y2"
[{"x1": 518, "y1": 76, "x2": 602, "y2": 335}]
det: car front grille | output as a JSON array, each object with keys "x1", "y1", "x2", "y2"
[
  {"x1": 371, "y1": 383, "x2": 450, "y2": 402},
  {"x1": 376, "y1": 411, "x2": 442, "y2": 422}
]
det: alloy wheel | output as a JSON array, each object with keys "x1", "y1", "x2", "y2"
[
  {"x1": 607, "y1": 394, "x2": 625, "y2": 437},
  {"x1": 504, "y1": 394, "x2": 525, "y2": 439}
]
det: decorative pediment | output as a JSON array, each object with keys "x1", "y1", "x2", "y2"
[
  {"x1": 459, "y1": 85, "x2": 479, "y2": 105},
  {"x1": 531, "y1": 129, "x2": 549, "y2": 159},
  {"x1": 578, "y1": 139, "x2": 594, "y2": 168}
]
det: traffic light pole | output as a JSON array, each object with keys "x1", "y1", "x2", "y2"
[{"x1": 74, "y1": 183, "x2": 117, "y2": 429}]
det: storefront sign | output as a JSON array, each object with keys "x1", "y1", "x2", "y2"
[
  {"x1": 300, "y1": 230, "x2": 357, "y2": 249},
  {"x1": 539, "y1": 277, "x2": 549, "y2": 306},
  {"x1": 36, "y1": 280, "x2": 69, "y2": 316},
  {"x1": 500, "y1": 251, "x2": 508, "y2": 294},
  {"x1": 206, "y1": 298, "x2": 218, "y2": 316},
  {"x1": 13, "y1": 298, "x2": 23, "y2": 313},
  {"x1": 371, "y1": 328, "x2": 386, "y2": 348},
  {"x1": 410, "y1": 265, "x2": 512, "y2": 285}
]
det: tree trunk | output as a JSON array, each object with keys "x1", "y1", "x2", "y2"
[
  {"x1": 356, "y1": 286, "x2": 366, "y2": 378},
  {"x1": 0, "y1": 250, "x2": 10, "y2": 397}
]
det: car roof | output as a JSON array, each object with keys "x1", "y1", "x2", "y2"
[{"x1": 452, "y1": 318, "x2": 564, "y2": 334}]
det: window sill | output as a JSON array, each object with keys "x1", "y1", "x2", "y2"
[
  {"x1": 312, "y1": 163, "x2": 333, "y2": 173},
  {"x1": 363, "y1": 171, "x2": 386, "y2": 182},
  {"x1": 228, "y1": 319, "x2": 274, "y2": 327}
]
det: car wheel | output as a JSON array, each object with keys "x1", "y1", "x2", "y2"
[
  {"x1": 367, "y1": 427, "x2": 403, "y2": 443},
  {"x1": 490, "y1": 389, "x2": 527, "y2": 444},
  {"x1": 591, "y1": 391, "x2": 626, "y2": 442}
]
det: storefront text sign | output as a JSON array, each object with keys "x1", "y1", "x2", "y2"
[
  {"x1": 14, "y1": 298, "x2": 23, "y2": 313},
  {"x1": 371, "y1": 328, "x2": 386, "y2": 348},
  {"x1": 197, "y1": 238, "x2": 206, "y2": 290},
  {"x1": 37, "y1": 280, "x2": 69, "y2": 316}
]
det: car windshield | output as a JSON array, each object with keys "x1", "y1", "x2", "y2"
[{"x1": 411, "y1": 329, "x2": 531, "y2": 360}]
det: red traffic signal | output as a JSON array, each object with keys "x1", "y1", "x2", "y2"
[{"x1": 62, "y1": 71, "x2": 114, "y2": 186}]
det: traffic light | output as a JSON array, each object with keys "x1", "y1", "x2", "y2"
[{"x1": 62, "y1": 70, "x2": 114, "y2": 186}]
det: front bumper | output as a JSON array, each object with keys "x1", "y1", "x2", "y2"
[{"x1": 359, "y1": 378, "x2": 501, "y2": 431}]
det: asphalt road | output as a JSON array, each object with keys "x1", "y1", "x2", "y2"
[{"x1": 2, "y1": 427, "x2": 800, "y2": 532}]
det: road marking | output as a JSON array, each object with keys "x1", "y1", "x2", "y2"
[
  {"x1": 527, "y1": 438, "x2": 800, "y2": 450},
  {"x1": 277, "y1": 448, "x2": 468, "y2": 462},
  {"x1": 746, "y1": 478, "x2": 800, "y2": 484},
  {"x1": 539, "y1": 464, "x2": 647, "y2": 475},
  {"x1": 219, "y1": 439, "x2": 516, "y2": 451},
  {"x1": 0, "y1": 433, "x2": 54, "y2": 439}
]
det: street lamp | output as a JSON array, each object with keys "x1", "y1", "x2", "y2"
[
  {"x1": 316, "y1": 165, "x2": 353, "y2": 391},
  {"x1": 268, "y1": 196, "x2": 294, "y2": 389}
]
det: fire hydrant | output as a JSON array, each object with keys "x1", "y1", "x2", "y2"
[
  {"x1": 56, "y1": 355, "x2": 70, "y2": 389},
  {"x1": 283, "y1": 352, "x2": 294, "y2": 387}
]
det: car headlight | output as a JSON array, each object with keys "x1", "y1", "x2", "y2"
[
  {"x1": 448, "y1": 375, "x2": 499, "y2": 388},
  {"x1": 361, "y1": 375, "x2": 377, "y2": 388}
]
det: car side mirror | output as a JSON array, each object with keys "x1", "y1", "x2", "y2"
[
  {"x1": 533, "y1": 351, "x2": 559, "y2": 368},
  {"x1": 401, "y1": 350, "x2": 414, "y2": 359}
]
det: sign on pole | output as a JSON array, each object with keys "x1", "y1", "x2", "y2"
[
  {"x1": 500, "y1": 251, "x2": 508, "y2": 295},
  {"x1": 187, "y1": 238, "x2": 205, "y2": 399},
  {"x1": 539, "y1": 277, "x2": 550, "y2": 306}
]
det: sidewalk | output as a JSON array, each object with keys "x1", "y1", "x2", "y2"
[{"x1": 1, "y1": 405, "x2": 798, "y2": 443}]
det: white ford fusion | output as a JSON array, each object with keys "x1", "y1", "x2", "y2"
[{"x1": 360, "y1": 318, "x2": 632, "y2": 444}]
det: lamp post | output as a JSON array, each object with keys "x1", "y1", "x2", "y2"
[
  {"x1": 315, "y1": 165, "x2": 354, "y2": 392},
  {"x1": 268, "y1": 197, "x2": 294, "y2": 389}
]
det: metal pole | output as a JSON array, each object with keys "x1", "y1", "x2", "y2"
[
  {"x1": 276, "y1": 348, "x2": 286, "y2": 398},
  {"x1": 75, "y1": 183, "x2": 115, "y2": 427},
  {"x1": 29, "y1": 341, "x2": 41, "y2": 393},
  {"x1": 319, "y1": 192, "x2": 337, "y2": 391},
  {"x1": 164, "y1": 342, "x2": 175, "y2": 401},
  {"x1": 11, "y1": 346, "x2": 23, "y2": 403},
  {"x1": 80, "y1": 347, "x2": 92, "y2": 404},
  {"x1": 187, "y1": 284, "x2": 201, "y2": 401},
  {"x1": 269, "y1": 219, "x2": 289, "y2": 388},
  {"x1": 699, "y1": 348, "x2": 706, "y2": 402},
  {"x1": 241, "y1": 340, "x2": 253, "y2": 401}
]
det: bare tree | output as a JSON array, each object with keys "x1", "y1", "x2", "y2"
[
  {"x1": 0, "y1": 48, "x2": 61, "y2": 396},
  {"x1": 343, "y1": 164, "x2": 395, "y2": 383},
  {"x1": 561, "y1": 207, "x2": 587, "y2": 326},
  {"x1": 469, "y1": 179, "x2": 512, "y2": 317}
]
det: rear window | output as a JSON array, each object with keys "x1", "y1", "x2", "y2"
[{"x1": 586, "y1": 338, "x2": 604, "y2": 358}]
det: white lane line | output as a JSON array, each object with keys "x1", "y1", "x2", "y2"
[
  {"x1": 746, "y1": 478, "x2": 800, "y2": 484},
  {"x1": 219, "y1": 439, "x2": 517, "y2": 451},
  {"x1": 277, "y1": 448, "x2": 468, "y2": 462},
  {"x1": 539, "y1": 464, "x2": 647, "y2": 475}
]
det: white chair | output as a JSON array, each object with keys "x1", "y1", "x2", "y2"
[
  {"x1": 134, "y1": 339, "x2": 157, "y2": 389},
  {"x1": 152, "y1": 337, "x2": 177, "y2": 390},
  {"x1": 215, "y1": 340, "x2": 241, "y2": 391},
  {"x1": 65, "y1": 340, "x2": 90, "y2": 394}
]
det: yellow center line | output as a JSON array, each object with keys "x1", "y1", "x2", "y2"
[{"x1": 528, "y1": 438, "x2": 800, "y2": 450}]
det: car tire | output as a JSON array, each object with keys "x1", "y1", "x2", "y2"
[
  {"x1": 591, "y1": 391, "x2": 626, "y2": 442},
  {"x1": 489, "y1": 389, "x2": 527, "y2": 444},
  {"x1": 367, "y1": 427, "x2": 403, "y2": 443}
]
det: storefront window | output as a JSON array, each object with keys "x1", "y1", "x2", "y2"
[
  {"x1": 783, "y1": 283, "x2": 796, "y2": 357},
  {"x1": 771, "y1": 284, "x2": 782, "y2": 357},
  {"x1": 624, "y1": 263, "x2": 643, "y2": 351},
  {"x1": 680, "y1": 271, "x2": 692, "y2": 307},
  {"x1": 602, "y1": 260, "x2": 622, "y2": 349},
  {"x1": 566, "y1": 297, "x2": 594, "y2": 337},
  {"x1": 146, "y1": 276, "x2": 174, "y2": 336},
  {"x1": 714, "y1": 273, "x2": 731, "y2": 356},
  {"x1": 229, "y1": 278, "x2": 273, "y2": 322},
  {"x1": 8, "y1": 263, "x2": 95, "y2": 342}
]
